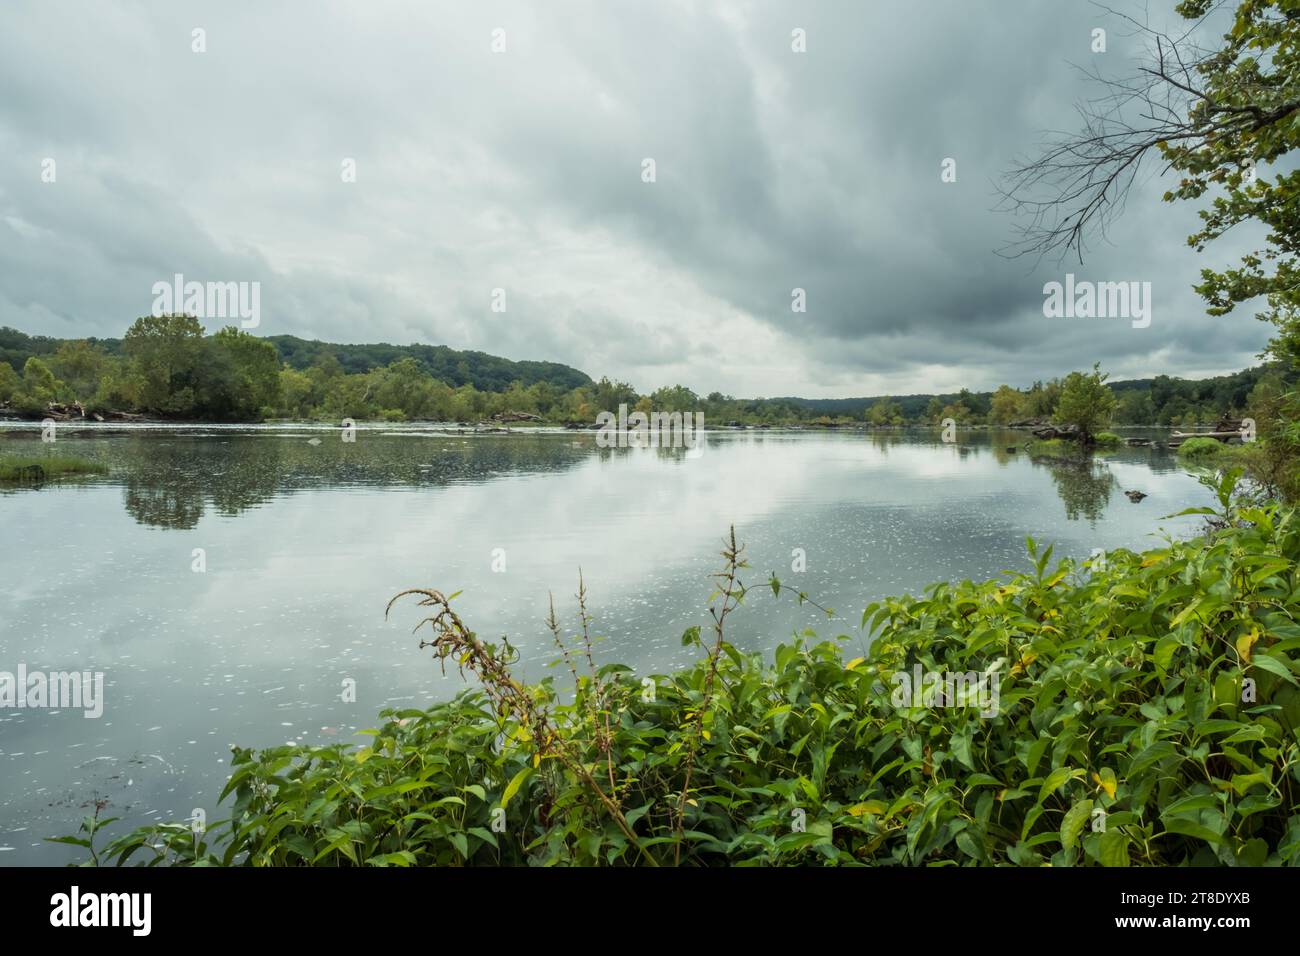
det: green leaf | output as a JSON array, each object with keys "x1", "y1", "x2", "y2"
[
  {"x1": 1098, "y1": 830, "x2": 1131, "y2": 867},
  {"x1": 500, "y1": 767, "x2": 533, "y2": 810},
  {"x1": 1060, "y1": 799, "x2": 1094, "y2": 850},
  {"x1": 1251, "y1": 654, "x2": 1299, "y2": 685},
  {"x1": 449, "y1": 831, "x2": 469, "y2": 860},
  {"x1": 1163, "y1": 817, "x2": 1224, "y2": 845},
  {"x1": 1038, "y1": 767, "x2": 1081, "y2": 805}
]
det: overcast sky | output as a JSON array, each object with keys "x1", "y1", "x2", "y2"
[{"x1": 0, "y1": 0, "x2": 1273, "y2": 398}]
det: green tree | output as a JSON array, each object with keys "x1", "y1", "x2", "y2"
[
  {"x1": 1023, "y1": 380, "x2": 1063, "y2": 418},
  {"x1": 50, "y1": 340, "x2": 110, "y2": 402},
  {"x1": 649, "y1": 384, "x2": 700, "y2": 412},
  {"x1": 924, "y1": 396, "x2": 944, "y2": 424},
  {"x1": 123, "y1": 314, "x2": 206, "y2": 415},
  {"x1": 9, "y1": 357, "x2": 61, "y2": 414},
  {"x1": 367, "y1": 358, "x2": 430, "y2": 419},
  {"x1": 1117, "y1": 390, "x2": 1156, "y2": 425},
  {"x1": 1008, "y1": 0, "x2": 1300, "y2": 352},
  {"x1": 956, "y1": 387, "x2": 990, "y2": 420},
  {"x1": 204, "y1": 327, "x2": 282, "y2": 420},
  {"x1": 1054, "y1": 364, "x2": 1118, "y2": 444},
  {"x1": 22, "y1": 357, "x2": 59, "y2": 400},
  {"x1": 867, "y1": 396, "x2": 905, "y2": 426},
  {"x1": 989, "y1": 385, "x2": 1027, "y2": 425},
  {"x1": 939, "y1": 402, "x2": 973, "y2": 424},
  {"x1": 93, "y1": 361, "x2": 144, "y2": 413},
  {"x1": 527, "y1": 381, "x2": 560, "y2": 417},
  {"x1": 1006, "y1": 0, "x2": 1300, "y2": 496},
  {"x1": 500, "y1": 379, "x2": 538, "y2": 415},
  {"x1": 1159, "y1": 1, "x2": 1300, "y2": 360},
  {"x1": 0, "y1": 361, "x2": 18, "y2": 402},
  {"x1": 1242, "y1": 371, "x2": 1300, "y2": 499},
  {"x1": 278, "y1": 366, "x2": 314, "y2": 419},
  {"x1": 593, "y1": 377, "x2": 639, "y2": 413}
]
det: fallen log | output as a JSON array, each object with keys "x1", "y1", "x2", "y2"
[{"x1": 1170, "y1": 430, "x2": 1243, "y2": 444}]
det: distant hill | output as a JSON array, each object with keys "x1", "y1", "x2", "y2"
[
  {"x1": 0, "y1": 326, "x2": 121, "y2": 365},
  {"x1": 0, "y1": 326, "x2": 593, "y2": 394},
  {"x1": 265, "y1": 335, "x2": 593, "y2": 392}
]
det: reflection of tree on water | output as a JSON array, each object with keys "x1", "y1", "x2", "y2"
[
  {"x1": 115, "y1": 432, "x2": 592, "y2": 529},
  {"x1": 122, "y1": 473, "x2": 207, "y2": 529},
  {"x1": 1041, "y1": 459, "x2": 1116, "y2": 522},
  {"x1": 868, "y1": 432, "x2": 905, "y2": 456},
  {"x1": 120, "y1": 435, "x2": 283, "y2": 529}
]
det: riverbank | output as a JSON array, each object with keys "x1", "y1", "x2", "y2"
[
  {"x1": 72, "y1": 475, "x2": 1300, "y2": 867},
  {"x1": 0, "y1": 398, "x2": 1189, "y2": 433}
]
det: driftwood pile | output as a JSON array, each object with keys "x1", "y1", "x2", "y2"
[
  {"x1": 1030, "y1": 423, "x2": 1082, "y2": 441},
  {"x1": 1007, "y1": 419, "x2": 1085, "y2": 441},
  {"x1": 0, "y1": 400, "x2": 147, "y2": 423}
]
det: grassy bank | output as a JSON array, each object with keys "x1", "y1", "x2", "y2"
[
  {"x1": 1026, "y1": 438, "x2": 1078, "y2": 459},
  {"x1": 1177, "y1": 437, "x2": 1252, "y2": 466},
  {"x1": 0, "y1": 455, "x2": 106, "y2": 483},
  {"x1": 69, "y1": 473, "x2": 1300, "y2": 867}
]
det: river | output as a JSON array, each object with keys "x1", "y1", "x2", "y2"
[{"x1": 0, "y1": 423, "x2": 1213, "y2": 863}]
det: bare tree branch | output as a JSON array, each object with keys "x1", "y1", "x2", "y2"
[{"x1": 997, "y1": 1, "x2": 1298, "y2": 264}]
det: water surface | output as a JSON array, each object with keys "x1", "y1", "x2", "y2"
[{"x1": 0, "y1": 424, "x2": 1212, "y2": 863}]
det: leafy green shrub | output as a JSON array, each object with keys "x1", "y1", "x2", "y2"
[
  {"x1": 1178, "y1": 436, "x2": 1227, "y2": 460},
  {"x1": 71, "y1": 477, "x2": 1300, "y2": 866},
  {"x1": 1094, "y1": 432, "x2": 1122, "y2": 447}
]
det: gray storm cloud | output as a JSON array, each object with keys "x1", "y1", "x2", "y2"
[{"x1": 0, "y1": 0, "x2": 1273, "y2": 397}]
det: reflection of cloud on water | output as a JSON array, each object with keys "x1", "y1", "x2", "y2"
[{"x1": 0, "y1": 429, "x2": 1218, "y2": 863}]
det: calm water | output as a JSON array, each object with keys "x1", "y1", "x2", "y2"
[{"x1": 0, "y1": 424, "x2": 1212, "y2": 864}]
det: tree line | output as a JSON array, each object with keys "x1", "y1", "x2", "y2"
[
  {"x1": 0, "y1": 317, "x2": 1288, "y2": 429},
  {"x1": 864, "y1": 364, "x2": 1291, "y2": 428},
  {"x1": 0, "y1": 316, "x2": 801, "y2": 424}
]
